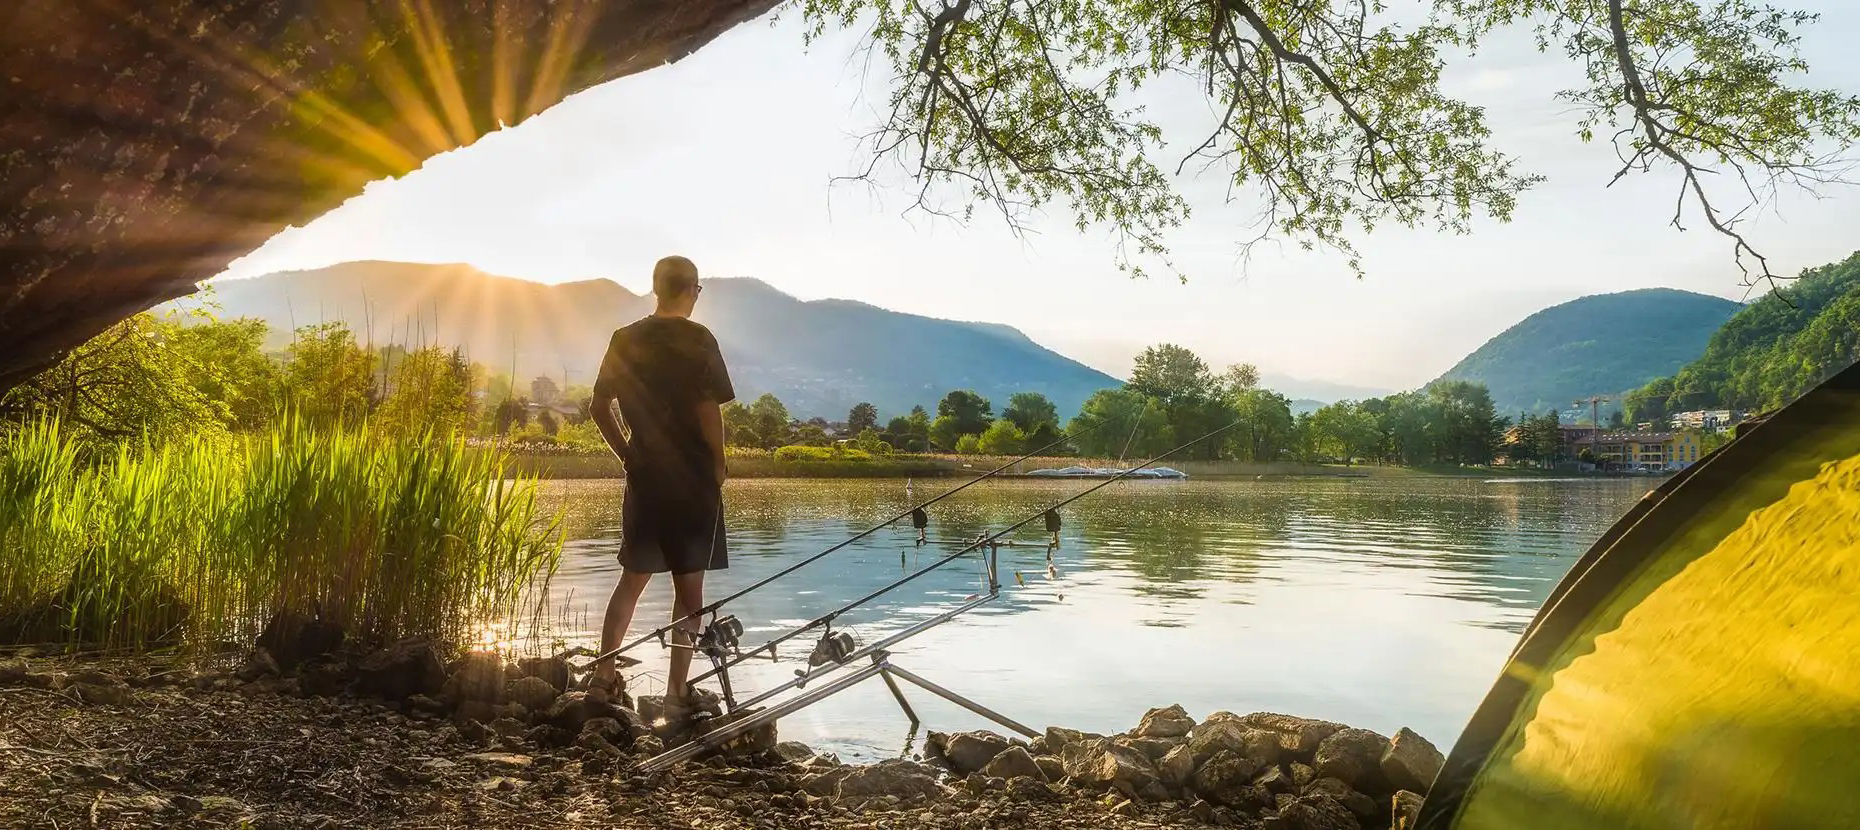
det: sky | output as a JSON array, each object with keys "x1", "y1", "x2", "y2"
[{"x1": 217, "y1": 4, "x2": 1860, "y2": 394}]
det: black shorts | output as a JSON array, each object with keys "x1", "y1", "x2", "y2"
[{"x1": 619, "y1": 479, "x2": 728, "y2": 575}]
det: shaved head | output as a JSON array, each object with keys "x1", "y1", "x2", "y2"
[{"x1": 653, "y1": 255, "x2": 699, "y2": 299}]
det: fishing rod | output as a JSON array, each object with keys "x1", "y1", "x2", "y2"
[
  {"x1": 688, "y1": 418, "x2": 1241, "y2": 690},
  {"x1": 587, "y1": 420, "x2": 1104, "y2": 667},
  {"x1": 635, "y1": 418, "x2": 1241, "y2": 771}
]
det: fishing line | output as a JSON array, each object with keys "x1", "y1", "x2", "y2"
[
  {"x1": 591, "y1": 419, "x2": 1107, "y2": 666},
  {"x1": 685, "y1": 418, "x2": 1243, "y2": 688}
]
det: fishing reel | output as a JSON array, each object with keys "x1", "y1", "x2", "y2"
[
  {"x1": 794, "y1": 625, "x2": 860, "y2": 689},
  {"x1": 809, "y1": 630, "x2": 858, "y2": 667},
  {"x1": 697, "y1": 614, "x2": 745, "y2": 660},
  {"x1": 911, "y1": 507, "x2": 928, "y2": 546}
]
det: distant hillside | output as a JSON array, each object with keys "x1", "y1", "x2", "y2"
[
  {"x1": 1628, "y1": 250, "x2": 1860, "y2": 417},
  {"x1": 1432, "y1": 288, "x2": 1740, "y2": 414},
  {"x1": 193, "y1": 261, "x2": 1120, "y2": 419}
]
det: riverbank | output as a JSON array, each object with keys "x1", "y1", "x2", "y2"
[
  {"x1": 510, "y1": 448, "x2": 1578, "y2": 481},
  {"x1": 0, "y1": 647, "x2": 1435, "y2": 830}
]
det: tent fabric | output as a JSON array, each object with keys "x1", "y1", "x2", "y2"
[{"x1": 1419, "y1": 360, "x2": 1860, "y2": 829}]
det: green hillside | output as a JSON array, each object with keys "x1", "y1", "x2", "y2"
[
  {"x1": 1626, "y1": 250, "x2": 1860, "y2": 420},
  {"x1": 1433, "y1": 288, "x2": 1741, "y2": 414}
]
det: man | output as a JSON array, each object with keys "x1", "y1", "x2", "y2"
[{"x1": 588, "y1": 255, "x2": 733, "y2": 723}]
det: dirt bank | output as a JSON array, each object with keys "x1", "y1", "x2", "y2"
[{"x1": 0, "y1": 650, "x2": 1433, "y2": 829}]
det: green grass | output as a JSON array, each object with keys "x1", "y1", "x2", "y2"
[{"x1": 0, "y1": 416, "x2": 562, "y2": 654}]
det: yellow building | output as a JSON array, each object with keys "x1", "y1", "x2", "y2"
[{"x1": 1578, "y1": 430, "x2": 1703, "y2": 469}]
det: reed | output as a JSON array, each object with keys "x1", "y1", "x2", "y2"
[{"x1": 0, "y1": 416, "x2": 562, "y2": 653}]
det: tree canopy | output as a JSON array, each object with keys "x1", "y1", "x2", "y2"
[{"x1": 800, "y1": 0, "x2": 1859, "y2": 283}]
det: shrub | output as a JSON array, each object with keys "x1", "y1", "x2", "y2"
[{"x1": 774, "y1": 444, "x2": 875, "y2": 462}]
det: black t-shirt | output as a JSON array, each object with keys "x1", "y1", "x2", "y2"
[{"x1": 594, "y1": 316, "x2": 734, "y2": 490}]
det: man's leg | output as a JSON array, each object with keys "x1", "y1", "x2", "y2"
[
  {"x1": 665, "y1": 570, "x2": 707, "y2": 706},
  {"x1": 595, "y1": 570, "x2": 653, "y2": 689}
]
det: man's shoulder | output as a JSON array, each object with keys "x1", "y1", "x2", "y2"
[{"x1": 610, "y1": 316, "x2": 717, "y2": 349}]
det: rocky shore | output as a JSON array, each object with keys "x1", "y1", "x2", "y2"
[{"x1": 0, "y1": 624, "x2": 1440, "y2": 829}]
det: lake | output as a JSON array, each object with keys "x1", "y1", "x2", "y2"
[{"x1": 534, "y1": 475, "x2": 1654, "y2": 760}]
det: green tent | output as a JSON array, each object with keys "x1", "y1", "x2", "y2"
[{"x1": 1417, "y1": 360, "x2": 1860, "y2": 829}]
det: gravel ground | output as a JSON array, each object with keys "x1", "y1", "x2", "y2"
[{"x1": 0, "y1": 655, "x2": 1211, "y2": 830}]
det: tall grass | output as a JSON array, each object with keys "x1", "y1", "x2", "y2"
[{"x1": 0, "y1": 416, "x2": 562, "y2": 653}]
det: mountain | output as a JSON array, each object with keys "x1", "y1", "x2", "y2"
[
  {"x1": 1628, "y1": 250, "x2": 1860, "y2": 417},
  {"x1": 193, "y1": 261, "x2": 1120, "y2": 419},
  {"x1": 1432, "y1": 288, "x2": 1741, "y2": 415},
  {"x1": 1260, "y1": 373, "x2": 1391, "y2": 405}
]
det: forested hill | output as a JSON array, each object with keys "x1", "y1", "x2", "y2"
[
  {"x1": 196, "y1": 261, "x2": 1119, "y2": 419},
  {"x1": 1432, "y1": 288, "x2": 1740, "y2": 414},
  {"x1": 1627, "y1": 250, "x2": 1860, "y2": 419}
]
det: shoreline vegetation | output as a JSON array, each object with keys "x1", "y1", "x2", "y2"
[{"x1": 506, "y1": 446, "x2": 1592, "y2": 481}]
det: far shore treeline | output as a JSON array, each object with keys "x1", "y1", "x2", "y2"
[{"x1": 5, "y1": 311, "x2": 1521, "y2": 470}]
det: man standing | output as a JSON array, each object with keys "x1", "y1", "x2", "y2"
[{"x1": 588, "y1": 255, "x2": 733, "y2": 722}]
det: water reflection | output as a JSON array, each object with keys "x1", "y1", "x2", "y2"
[{"x1": 535, "y1": 475, "x2": 1651, "y2": 759}]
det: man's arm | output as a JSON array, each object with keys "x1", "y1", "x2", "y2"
[
  {"x1": 697, "y1": 400, "x2": 726, "y2": 483},
  {"x1": 591, "y1": 393, "x2": 629, "y2": 466}
]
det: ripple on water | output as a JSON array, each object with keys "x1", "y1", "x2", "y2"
[{"x1": 530, "y1": 475, "x2": 1652, "y2": 759}]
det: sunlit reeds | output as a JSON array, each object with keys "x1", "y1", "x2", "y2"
[{"x1": 0, "y1": 415, "x2": 561, "y2": 653}]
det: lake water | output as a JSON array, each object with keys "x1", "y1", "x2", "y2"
[{"x1": 534, "y1": 475, "x2": 1654, "y2": 760}]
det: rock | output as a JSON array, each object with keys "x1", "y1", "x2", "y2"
[
  {"x1": 1186, "y1": 721, "x2": 1280, "y2": 770},
  {"x1": 462, "y1": 752, "x2": 533, "y2": 768},
  {"x1": 1034, "y1": 755, "x2": 1065, "y2": 783},
  {"x1": 0, "y1": 659, "x2": 27, "y2": 685},
  {"x1": 1380, "y1": 727, "x2": 1443, "y2": 793},
  {"x1": 493, "y1": 702, "x2": 528, "y2": 722},
  {"x1": 575, "y1": 731, "x2": 623, "y2": 757},
  {"x1": 515, "y1": 656, "x2": 572, "y2": 693},
  {"x1": 1043, "y1": 726, "x2": 1102, "y2": 753},
  {"x1": 255, "y1": 610, "x2": 344, "y2": 670},
  {"x1": 1115, "y1": 735, "x2": 1180, "y2": 763},
  {"x1": 526, "y1": 725, "x2": 575, "y2": 748},
  {"x1": 355, "y1": 637, "x2": 446, "y2": 701},
  {"x1": 1135, "y1": 704, "x2": 1196, "y2": 739},
  {"x1": 1189, "y1": 799, "x2": 1217, "y2": 822},
  {"x1": 941, "y1": 730, "x2": 1012, "y2": 774},
  {"x1": 443, "y1": 651, "x2": 506, "y2": 705},
  {"x1": 1301, "y1": 777, "x2": 1375, "y2": 819},
  {"x1": 1156, "y1": 744, "x2": 1196, "y2": 790},
  {"x1": 1313, "y1": 728, "x2": 1390, "y2": 790},
  {"x1": 581, "y1": 716, "x2": 634, "y2": 750},
  {"x1": 73, "y1": 682, "x2": 132, "y2": 706},
  {"x1": 1191, "y1": 750, "x2": 1267, "y2": 807},
  {"x1": 1256, "y1": 765, "x2": 1297, "y2": 794},
  {"x1": 800, "y1": 767, "x2": 853, "y2": 797},
  {"x1": 1234, "y1": 713, "x2": 1348, "y2": 759},
  {"x1": 1273, "y1": 794, "x2": 1357, "y2": 830},
  {"x1": 68, "y1": 668, "x2": 124, "y2": 687},
  {"x1": 1006, "y1": 777, "x2": 1059, "y2": 802},
  {"x1": 490, "y1": 717, "x2": 528, "y2": 739},
  {"x1": 406, "y1": 694, "x2": 448, "y2": 717},
  {"x1": 773, "y1": 741, "x2": 817, "y2": 762},
  {"x1": 833, "y1": 759, "x2": 943, "y2": 804},
  {"x1": 1069, "y1": 740, "x2": 1166, "y2": 801},
  {"x1": 545, "y1": 691, "x2": 613, "y2": 733},
  {"x1": 298, "y1": 658, "x2": 353, "y2": 697},
  {"x1": 454, "y1": 701, "x2": 497, "y2": 723},
  {"x1": 235, "y1": 648, "x2": 280, "y2": 682},
  {"x1": 505, "y1": 676, "x2": 559, "y2": 713},
  {"x1": 1290, "y1": 762, "x2": 1317, "y2": 788},
  {"x1": 1391, "y1": 790, "x2": 1426, "y2": 829},
  {"x1": 981, "y1": 746, "x2": 1045, "y2": 781},
  {"x1": 1027, "y1": 736, "x2": 1049, "y2": 755},
  {"x1": 633, "y1": 735, "x2": 664, "y2": 757},
  {"x1": 696, "y1": 708, "x2": 778, "y2": 755}
]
